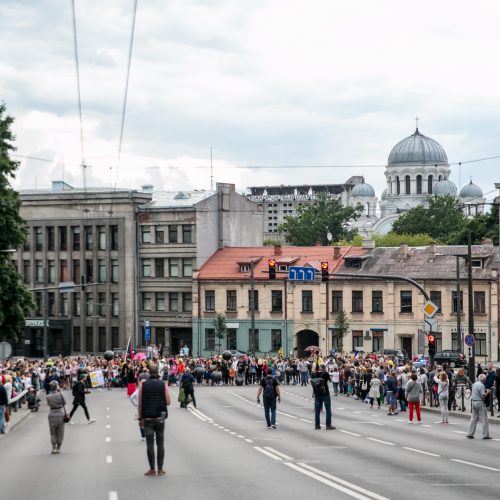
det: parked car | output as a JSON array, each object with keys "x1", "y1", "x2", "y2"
[
  {"x1": 376, "y1": 349, "x2": 409, "y2": 363},
  {"x1": 433, "y1": 350, "x2": 466, "y2": 368}
]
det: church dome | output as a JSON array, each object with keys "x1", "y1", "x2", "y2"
[
  {"x1": 351, "y1": 182, "x2": 375, "y2": 197},
  {"x1": 388, "y1": 129, "x2": 448, "y2": 165},
  {"x1": 459, "y1": 180, "x2": 483, "y2": 199},
  {"x1": 434, "y1": 179, "x2": 457, "y2": 196}
]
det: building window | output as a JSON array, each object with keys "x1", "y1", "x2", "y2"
[
  {"x1": 155, "y1": 258, "x2": 164, "y2": 278},
  {"x1": 475, "y1": 333, "x2": 487, "y2": 355},
  {"x1": 249, "y1": 328, "x2": 259, "y2": 352},
  {"x1": 73, "y1": 292, "x2": 81, "y2": 316},
  {"x1": 205, "y1": 328, "x2": 215, "y2": 350},
  {"x1": 73, "y1": 326, "x2": 81, "y2": 352},
  {"x1": 169, "y1": 292, "x2": 178, "y2": 312},
  {"x1": 271, "y1": 290, "x2": 283, "y2": 312},
  {"x1": 271, "y1": 329, "x2": 282, "y2": 351},
  {"x1": 168, "y1": 225, "x2": 178, "y2": 243},
  {"x1": 155, "y1": 327, "x2": 165, "y2": 347},
  {"x1": 155, "y1": 225, "x2": 165, "y2": 244},
  {"x1": 141, "y1": 226, "x2": 151, "y2": 244},
  {"x1": 169, "y1": 258, "x2": 179, "y2": 277},
  {"x1": 205, "y1": 290, "x2": 215, "y2": 311},
  {"x1": 183, "y1": 292, "x2": 192, "y2": 312},
  {"x1": 182, "y1": 225, "x2": 192, "y2": 243},
  {"x1": 85, "y1": 259, "x2": 93, "y2": 283},
  {"x1": 142, "y1": 259, "x2": 152, "y2": 277},
  {"x1": 352, "y1": 330, "x2": 363, "y2": 351},
  {"x1": 85, "y1": 226, "x2": 93, "y2": 251},
  {"x1": 72, "y1": 226, "x2": 80, "y2": 251},
  {"x1": 156, "y1": 292, "x2": 165, "y2": 311},
  {"x1": 352, "y1": 291, "x2": 363, "y2": 313},
  {"x1": 240, "y1": 264, "x2": 250, "y2": 272},
  {"x1": 226, "y1": 290, "x2": 237, "y2": 311},
  {"x1": 434, "y1": 332, "x2": 443, "y2": 353},
  {"x1": 35, "y1": 260, "x2": 44, "y2": 282},
  {"x1": 227, "y1": 328, "x2": 237, "y2": 350},
  {"x1": 85, "y1": 292, "x2": 94, "y2": 316},
  {"x1": 405, "y1": 175, "x2": 411, "y2": 195},
  {"x1": 47, "y1": 226, "x2": 55, "y2": 251},
  {"x1": 373, "y1": 332, "x2": 384, "y2": 351},
  {"x1": 73, "y1": 259, "x2": 80, "y2": 283},
  {"x1": 111, "y1": 260, "x2": 119, "y2": 283},
  {"x1": 86, "y1": 327, "x2": 93, "y2": 353},
  {"x1": 332, "y1": 291, "x2": 343, "y2": 313},
  {"x1": 331, "y1": 331, "x2": 342, "y2": 351},
  {"x1": 98, "y1": 259, "x2": 107, "y2": 282},
  {"x1": 428, "y1": 175, "x2": 433, "y2": 194},
  {"x1": 97, "y1": 327, "x2": 106, "y2": 352},
  {"x1": 98, "y1": 292, "x2": 106, "y2": 316},
  {"x1": 111, "y1": 225, "x2": 119, "y2": 250},
  {"x1": 396, "y1": 176, "x2": 400, "y2": 195},
  {"x1": 302, "y1": 290, "x2": 313, "y2": 312},
  {"x1": 48, "y1": 292, "x2": 55, "y2": 316},
  {"x1": 60, "y1": 293, "x2": 69, "y2": 317},
  {"x1": 34, "y1": 291, "x2": 42, "y2": 316},
  {"x1": 452, "y1": 291, "x2": 463, "y2": 314},
  {"x1": 60, "y1": 259, "x2": 68, "y2": 282},
  {"x1": 474, "y1": 291, "x2": 485, "y2": 314},
  {"x1": 183, "y1": 258, "x2": 192, "y2": 277},
  {"x1": 416, "y1": 175, "x2": 422, "y2": 194},
  {"x1": 98, "y1": 226, "x2": 106, "y2": 250},
  {"x1": 430, "y1": 291, "x2": 442, "y2": 313},
  {"x1": 142, "y1": 292, "x2": 152, "y2": 311},
  {"x1": 111, "y1": 293, "x2": 119, "y2": 316},
  {"x1": 48, "y1": 260, "x2": 55, "y2": 283},
  {"x1": 35, "y1": 226, "x2": 43, "y2": 251},
  {"x1": 57, "y1": 226, "x2": 67, "y2": 251},
  {"x1": 248, "y1": 290, "x2": 259, "y2": 311},
  {"x1": 451, "y1": 332, "x2": 460, "y2": 351},
  {"x1": 400, "y1": 291, "x2": 412, "y2": 313},
  {"x1": 371, "y1": 291, "x2": 383, "y2": 313},
  {"x1": 23, "y1": 260, "x2": 30, "y2": 284}
]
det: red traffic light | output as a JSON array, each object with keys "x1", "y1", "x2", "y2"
[
  {"x1": 268, "y1": 258, "x2": 276, "y2": 268},
  {"x1": 427, "y1": 335, "x2": 435, "y2": 343},
  {"x1": 321, "y1": 261, "x2": 328, "y2": 270}
]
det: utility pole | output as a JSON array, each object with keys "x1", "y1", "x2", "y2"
[
  {"x1": 43, "y1": 273, "x2": 49, "y2": 361},
  {"x1": 456, "y1": 256, "x2": 462, "y2": 354},
  {"x1": 467, "y1": 231, "x2": 475, "y2": 382},
  {"x1": 250, "y1": 260, "x2": 256, "y2": 355}
]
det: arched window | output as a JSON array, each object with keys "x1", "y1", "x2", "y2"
[
  {"x1": 438, "y1": 174, "x2": 443, "y2": 181},
  {"x1": 388, "y1": 177, "x2": 392, "y2": 194},
  {"x1": 405, "y1": 175, "x2": 411, "y2": 194},
  {"x1": 428, "y1": 175, "x2": 433, "y2": 194},
  {"x1": 396, "y1": 176, "x2": 400, "y2": 195},
  {"x1": 366, "y1": 202, "x2": 370, "y2": 217},
  {"x1": 416, "y1": 175, "x2": 422, "y2": 194}
]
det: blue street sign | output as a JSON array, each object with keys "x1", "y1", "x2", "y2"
[
  {"x1": 464, "y1": 334, "x2": 475, "y2": 347},
  {"x1": 288, "y1": 266, "x2": 316, "y2": 281},
  {"x1": 144, "y1": 320, "x2": 151, "y2": 342}
]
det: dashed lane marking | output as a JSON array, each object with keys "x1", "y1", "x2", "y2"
[
  {"x1": 450, "y1": 459, "x2": 500, "y2": 472},
  {"x1": 366, "y1": 438, "x2": 395, "y2": 446},
  {"x1": 105, "y1": 437, "x2": 111, "y2": 442},
  {"x1": 109, "y1": 492, "x2": 118, "y2": 500},
  {"x1": 245, "y1": 438, "x2": 254, "y2": 443},
  {"x1": 338, "y1": 430, "x2": 361, "y2": 437},
  {"x1": 254, "y1": 446, "x2": 282, "y2": 460},
  {"x1": 403, "y1": 447, "x2": 440, "y2": 457},
  {"x1": 106, "y1": 455, "x2": 112, "y2": 464},
  {"x1": 264, "y1": 446, "x2": 293, "y2": 460},
  {"x1": 106, "y1": 424, "x2": 111, "y2": 429}
]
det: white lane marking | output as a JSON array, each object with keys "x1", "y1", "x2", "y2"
[
  {"x1": 354, "y1": 411, "x2": 362, "y2": 414},
  {"x1": 394, "y1": 419, "x2": 405, "y2": 422},
  {"x1": 230, "y1": 431, "x2": 237, "y2": 435},
  {"x1": 308, "y1": 445, "x2": 348, "y2": 449},
  {"x1": 264, "y1": 447, "x2": 292, "y2": 460},
  {"x1": 421, "y1": 424, "x2": 432, "y2": 428},
  {"x1": 106, "y1": 415, "x2": 110, "y2": 419},
  {"x1": 188, "y1": 409, "x2": 207, "y2": 422},
  {"x1": 403, "y1": 447, "x2": 440, "y2": 457},
  {"x1": 431, "y1": 483, "x2": 484, "y2": 486},
  {"x1": 237, "y1": 434, "x2": 244, "y2": 438},
  {"x1": 494, "y1": 439, "x2": 500, "y2": 442},
  {"x1": 106, "y1": 424, "x2": 111, "y2": 429},
  {"x1": 277, "y1": 411, "x2": 298, "y2": 419},
  {"x1": 336, "y1": 408, "x2": 345, "y2": 410},
  {"x1": 299, "y1": 418, "x2": 313, "y2": 423},
  {"x1": 109, "y1": 492, "x2": 118, "y2": 500},
  {"x1": 338, "y1": 430, "x2": 361, "y2": 437},
  {"x1": 223, "y1": 405, "x2": 236, "y2": 408},
  {"x1": 106, "y1": 407, "x2": 110, "y2": 411},
  {"x1": 450, "y1": 459, "x2": 500, "y2": 472},
  {"x1": 452, "y1": 431, "x2": 467, "y2": 434},
  {"x1": 254, "y1": 446, "x2": 282, "y2": 460},
  {"x1": 224, "y1": 429, "x2": 230, "y2": 432},
  {"x1": 105, "y1": 437, "x2": 111, "y2": 442},
  {"x1": 106, "y1": 455, "x2": 113, "y2": 464},
  {"x1": 285, "y1": 463, "x2": 386, "y2": 500},
  {"x1": 366, "y1": 438, "x2": 395, "y2": 446},
  {"x1": 245, "y1": 439, "x2": 254, "y2": 443},
  {"x1": 351, "y1": 421, "x2": 383, "y2": 426}
]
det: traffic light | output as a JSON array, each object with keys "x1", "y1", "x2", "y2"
[
  {"x1": 427, "y1": 334, "x2": 436, "y2": 357},
  {"x1": 321, "y1": 261, "x2": 329, "y2": 282},
  {"x1": 268, "y1": 258, "x2": 276, "y2": 280}
]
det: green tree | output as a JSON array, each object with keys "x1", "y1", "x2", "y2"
[
  {"x1": 213, "y1": 312, "x2": 227, "y2": 353},
  {"x1": 447, "y1": 206, "x2": 499, "y2": 245},
  {"x1": 374, "y1": 233, "x2": 438, "y2": 247},
  {"x1": 334, "y1": 308, "x2": 350, "y2": 351},
  {"x1": 0, "y1": 103, "x2": 33, "y2": 343},
  {"x1": 391, "y1": 195, "x2": 466, "y2": 242},
  {"x1": 278, "y1": 193, "x2": 362, "y2": 245}
]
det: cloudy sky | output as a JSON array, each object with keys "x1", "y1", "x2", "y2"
[{"x1": 2, "y1": 0, "x2": 500, "y2": 200}]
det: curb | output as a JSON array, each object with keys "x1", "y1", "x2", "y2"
[
  {"x1": 419, "y1": 405, "x2": 500, "y2": 425},
  {"x1": 5, "y1": 409, "x2": 32, "y2": 434}
]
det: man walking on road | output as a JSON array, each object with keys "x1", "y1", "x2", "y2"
[
  {"x1": 257, "y1": 373, "x2": 280, "y2": 429},
  {"x1": 467, "y1": 374, "x2": 491, "y2": 439},
  {"x1": 311, "y1": 364, "x2": 335, "y2": 430},
  {"x1": 69, "y1": 374, "x2": 96, "y2": 424},
  {"x1": 138, "y1": 364, "x2": 171, "y2": 476}
]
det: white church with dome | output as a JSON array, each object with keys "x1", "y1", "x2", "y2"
[{"x1": 349, "y1": 127, "x2": 486, "y2": 237}]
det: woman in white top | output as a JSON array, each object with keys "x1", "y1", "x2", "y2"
[
  {"x1": 331, "y1": 367, "x2": 340, "y2": 396},
  {"x1": 368, "y1": 375, "x2": 382, "y2": 409},
  {"x1": 434, "y1": 371, "x2": 449, "y2": 423}
]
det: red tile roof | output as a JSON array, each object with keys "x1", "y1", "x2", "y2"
[{"x1": 197, "y1": 246, "x2": 367, "y2": 280}]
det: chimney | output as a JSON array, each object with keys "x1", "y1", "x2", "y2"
[
  {"x1": 362, "y1": 239, "x2": 375, "y2": 249},
  {"x1": 333, "y1": 246, "x2": 341, "y2": 259},
  {"x1": 428, "y1": 242, "x2": 437, "y2": 260},
  {"x1": 141, "y1": 184, "x2": 154, "y2": 193},
  {"x1": 274, "y1": 244, "x2": 282, "y2": 256},
  {"x1": 399, "y1": 243, "x2": 408, "y2": 259}
]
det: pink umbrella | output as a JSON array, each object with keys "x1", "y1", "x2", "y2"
[{"x1": 133, "y1": 352, "x2": 146, "y2": 361}]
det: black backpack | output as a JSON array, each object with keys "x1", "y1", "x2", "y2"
[
  {"x1": 263, "y1": 378, "x2": 275, "y2": 398},
  {"x1": 311, "y1": 377, "x2": 327, "y2": 397}
]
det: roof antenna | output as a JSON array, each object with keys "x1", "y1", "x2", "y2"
[
  {"x1": 415, "y1": 116, "x2": 419, "y2": 132},
  {"x1": 210, "y1": 147, "x2": 213, "y2": 191}
]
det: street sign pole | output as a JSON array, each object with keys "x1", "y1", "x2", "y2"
[{"x1": 467, "y1": 231, "x2": 475, "y2": 382}]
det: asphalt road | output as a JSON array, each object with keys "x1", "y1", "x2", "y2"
[{"x1": 1, "y1": 383, "x2": 499, "y2": 500}]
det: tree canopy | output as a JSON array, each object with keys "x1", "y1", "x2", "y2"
[
  {"x1": 0, "y1": 103, "x2": 33, "y2": 343},
  {"x1": 279, "y1": 193, "x2": 362, "y2": 246}
]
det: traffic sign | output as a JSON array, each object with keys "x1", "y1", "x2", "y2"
[
  {"x1": 288, "y1": 266, "x2": 316, "y2": 281},
  {"x1": 464, "y1": 334, "x2": 475, "y2": 347},
  {"x1": 144, "y1": 320, "x2": 151, "y2": 342},
  {"x1": 467, "y1": 346, "x2": 473, "y2": 358},
  {"x1": 424, "y1": 318, "x2": 438, "y2": 332},
  {"x1": 422, "y1": 300, "x2": 438, "y2": 318}
]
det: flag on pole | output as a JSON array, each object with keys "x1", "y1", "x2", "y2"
[{"x1": 124, "y1": 337, "x2": 131, "y2": 360}]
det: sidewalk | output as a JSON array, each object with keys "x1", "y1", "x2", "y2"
[{"x1": 1, "y1": 406, "x2": 33, "y2": 437}]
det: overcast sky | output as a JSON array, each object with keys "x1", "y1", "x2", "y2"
[{"x1": 2, "y1": 0, "x2": 500, "y2": 200}]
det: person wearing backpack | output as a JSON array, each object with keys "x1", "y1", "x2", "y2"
[
  {"x1": 311, "y1": 364, "x2": 335, "y2": 430},
  {"x1": 257, "y1": 374, "x2": 281, "y2": 429}
]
